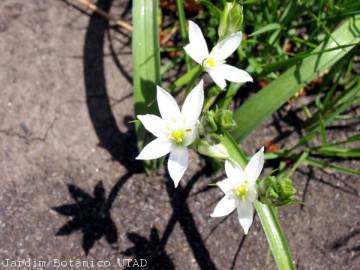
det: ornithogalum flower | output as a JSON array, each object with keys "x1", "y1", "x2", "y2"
[
  {"x1": 136, "y1": 81, "x2": 204, "y2": 187},
  {"x1": 211, "y1": 147, "x2": 264, "y2": 234},
  {"x1": 184, "y1": 20, "x2": 253, "y2": 89}
]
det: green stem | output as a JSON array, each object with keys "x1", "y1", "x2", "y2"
[
  {"x1": 175, "y1": 0, "x2": 192, "y2": 70},
  {"x1": 220, "y1": 132, "x2": 296, "y2": 270},
  {"x1": 254, "y1": 203, "x2": 295, "y2": 270}
]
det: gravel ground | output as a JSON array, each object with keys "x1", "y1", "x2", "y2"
[{"x1": 0, "y1": 0, "x2": 359, "y2": 269}]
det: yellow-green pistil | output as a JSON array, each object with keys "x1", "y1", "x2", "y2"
[
  {"x1": 170, "y1": 130, "x2": 185, "y2": 144},
  {"x1": 203, "y1": 57, "x2": 218, "y2": 69},
  {"x1": 234, "y1": 182, "x2": 248, "y2": 200},
  {"x1": 169, "y1": 128, "x2": 192, "y2": 145}
]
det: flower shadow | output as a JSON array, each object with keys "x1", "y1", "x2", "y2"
[
  {"x1": 122, "y1": 227, "x2": 175, "y2": 270},
  {"x1": 52, "y1": 172, "x2": 131, "y2": 255}
]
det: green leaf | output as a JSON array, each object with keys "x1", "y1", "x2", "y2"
[
  {"x1": 232, "y1": 15, "x2": 360, "y2": 142},
  {"x1": 175, "y1": 0, "x2": 192, "y2": 70},
  {"x1": 132, "y1": 0, "x2": 161, "y2": 169},
  {"x1": 304, "y1": 157, "x2": 360, "y2": 176},
  {"x1": 315, "y1": 146, "x2": 360, "y2": 158},
  {"x1": 249, "y1": 23, "x2": 281, "y2": 37},
  {"x1": 169, "y1": 65, "x2": 202, "y2": 91}
]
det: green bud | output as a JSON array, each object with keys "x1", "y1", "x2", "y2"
[
  {"x1": 208, "y1": 133, "x2": 222, "y2": 144},
  {"x1": 257, "y1": 176, "x2": 297, "y2": 207},
  {"x1": 218, "y1": 2, "x2": 243, "y2": 40},
  {"x1": 195, "y1": 140, "x2": 230, "y2": 159},
  {"x1": 199, "y1": 111, "x2": 218, "y2": 136},
  {"x1": 215, "y1": 109, "x2": 237, "y2": 131}
]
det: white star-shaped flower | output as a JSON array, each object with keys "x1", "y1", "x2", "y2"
[
  {"x1": 136, "y1": 81, "x2": 204, "y2": 187},
  {"x1": 184, "y1": 20, "x2": 253, "y2": 90},
  {"x1": 211, "y1": 147, "x2": 264, "y2": 234}
]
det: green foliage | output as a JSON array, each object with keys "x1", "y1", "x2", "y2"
[
  {"x1": 257, "y1": 176, "x2": 298, "y2": 207},
  {"x1": 199, "y1": 108, "x2": 237, "y2": 136},
  {"x1": 135, "y1": 1, "x2": 360, "y2": 269},
  {"x1": 132, "y1": 0, "x2": 161, "y2": 170},
  {"x1": 232, "y1": 15, "x2": 360, "y2": 142},
  {"x1": 218, "y1": 1, "x2": 243, "y2": 40}
]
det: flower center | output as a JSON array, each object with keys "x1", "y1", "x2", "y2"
[
  {"x1": 203, "y1": 57, "x2": 218, "y2": 69},
  {"x1": 170, "y1": 129, "x2": 186, "y2": 144},
  {"x1": 234, "y1": 182, "x2": 248, "y2": 200}
]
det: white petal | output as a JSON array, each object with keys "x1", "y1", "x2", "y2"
[
  {"x1": 217, "y1": 178, "x2": 237, "y2": 193},
  {"x1": 236, "y1": 201, "x2": 254, "y2": 234},
  {"x1": 245, "y1": 147, "x2": 265, "y2": 184},
  {"x1": 246, "y1": 185, "x2": 258, "y2": 203},
  {"x1": 184, "y1": 44, "x2": 208, "y2": 65},
  {"x1": 168, "y1": 147, "x2": 189, "y2": 187},
  {"x1": 137, "y1": 114, "x2": 167, "y2": 138},
  {"x1": 211, "y1": 195, "x2": 237, "y2": 217},
  {"x1": 184, "y1": 126, "x2": 197, "y2": 146},
  {"x1": 208, "y1": 69, "x2": 227, "y2": 90},
  {"x1": 225, "y1": 159, "x2": 245, "y2": 183},
  {"x1": 156, "y1": 86, "x2": 181, "y2": 122},
  {"x1": 181, "y1": 80, "x2": 204, "y2": 127},
  {"x1": 211, "y1": 32, "x2": 242, "y2": 61},
  {"x1": 218, "y1": 64, "x2": 253, "y2": 83},
  {"x1": 184, "y1": 21, "x2": 209, "y2": 64},
  {"x1": 136, "y1": 138, "x2": 172, "y2": 160}
]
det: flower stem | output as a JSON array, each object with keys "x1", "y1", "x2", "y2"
[
  {"x1": 220, "y1": 132, "x2": 296, "y2": 270},
  {"x1": 175, "y1": 0, "x2": 192, "y2": 70}
]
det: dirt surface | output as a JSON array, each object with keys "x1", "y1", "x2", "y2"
[{"x1": 0, "y1": 0, "x2": 359, "y2": 269}]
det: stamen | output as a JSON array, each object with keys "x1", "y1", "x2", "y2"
[
  {"x1": 234, "y1": 182, "x2": 248, "y2": 200},
  {"x1": 203, "y1": 57, "x2": 217, "y2": 69},
  {"x1": 170, "y1": 129, "x2": 186, "y2": 144}
]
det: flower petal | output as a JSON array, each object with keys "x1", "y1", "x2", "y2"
[
  {"x1": 184, "y1": 21, "x2": 209, "y2": 64},
  {"x1": 218, "y1": 64, "x2": 253, "y2": 83},
  {"x1": 181, "y1": 80, "x2": 204, "y2": 127},
  {"x1": 184, "y1": 126, "x2": 197, "y2": 146},
  {"x1": 136, "y1": 138, "x2": 172, "y2": 160},
  {"x1": 184, "y1": 45, "x2": 207, "y2": 65},
  {"x1": 236, "y1": 200, "x2": 254, "y2": 234},
  {"x1": 217, "y1": 178, "x2": 237, "y2": 194},
  {"x1": 245, "y1": 147, "x2": 265, "y2": 184},
  {"x1": 157, "y1": 86, "x2": 181, "y2": 122},
  {"x1": 225, "y1": 159, "x2": 245, "y2": 183},
  {"x1": 208, "y1": 69, "x2": 227, "y2": 90},
  {"x1": 210, "y1": 195, "x2": 237, "y2": 217},
  {"x1": 211, "y1": 32, "x2": 242, "y2": 61},
  {"x1": 168, "y1": 147, "x2": 189, "y2": 187},
  {"x1": 137, "y1": 114, "x2": 167, "y2": 138}
]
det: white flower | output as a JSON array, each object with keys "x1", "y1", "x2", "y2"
[
  {"x1": 211, "y1": 147, "x2": 264, "y2": 234},
  {"x1": 136, "y1": 80, "x2": 204, "y2": 187},
  {"x1": 184, "y1": 20, "x2": 253, "y2": 90}
]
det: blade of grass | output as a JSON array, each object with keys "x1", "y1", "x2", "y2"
[
  {"x1": 232, "y1": 15, "x2": 360, "y2": 142},
  {"x1": 176, "y1": 0, "x2": 192, "y2": 70},
  {"x1": 304, "y1": 157, "x2": 360, "y2": 176},
  {"x1": 249, "y1": 23, "x2": 281, "y2": 37},
  {"x1": 133, "y1": 0, "x2": 161, "y2": 170}
]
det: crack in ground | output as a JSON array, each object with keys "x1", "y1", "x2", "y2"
[{"x1": 0, "y1": 116, "x2": 59, "y2": 144}]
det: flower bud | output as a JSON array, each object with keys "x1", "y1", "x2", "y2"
[
  {"x1": 215, "y1": 109, "x2": 237, "y2": 131},
  {"x1": 257, "y1": 176, "x2": 297, "y2": 207},
  {"x1": 199, "y1": 111, "x2": 218, "y2": 136},
  {"x1": 195, "y1": 140, "x2": 230, "y2": 159},
  {"x1": 218, "y1": 1, "x2": 243, "y2": 40}
]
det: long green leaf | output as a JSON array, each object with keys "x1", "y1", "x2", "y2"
[
  {"x1": 232, "y1": 15, "x2": 360, "y2": 142},
  {"x1": 249, "y1": 23, "x2": 281, "y2": 37},
  {"x1": 133, "y1": 0, "x2": 160, "y2": 151},
  {"x1": 176, "y1": 0, "x2": 192, "y2": 70}
]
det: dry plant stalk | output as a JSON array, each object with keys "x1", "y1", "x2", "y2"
[{"x1": 76, "y1": 0, "x2": 133, "y2": 31}]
